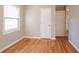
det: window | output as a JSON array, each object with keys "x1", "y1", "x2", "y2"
[{"x1": 3, "y1": 6, "x2": 20, "y2": 34}]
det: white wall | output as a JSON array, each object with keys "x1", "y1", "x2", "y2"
[
  {"x1": 69, "y1": 6, "x2": 79, "y2": 51},
  {"x1": 25, "y1": 6, "x2": 40, "y2": 37},
  {"x1": 25, "y1": 5, "x2": 56, "y2": 38},
  {"x1": 0, "y1": 6, "x2": 25, "y2": 49}
]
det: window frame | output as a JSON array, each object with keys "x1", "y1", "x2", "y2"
[{"x1": 3, "y1": 6, "x2": 20, "y2": 35}]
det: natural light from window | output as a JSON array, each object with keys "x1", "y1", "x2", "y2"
[{"x1": 3, "y1": 5, "x2": 20, "y2": 34}]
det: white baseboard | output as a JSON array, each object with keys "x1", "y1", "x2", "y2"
[
  {"x1": 24, "y1": 36, "x2": 40, "y2": 39},
  {"x1": 51, "y1": 37, "x2": 56, "y2": 40},
  {"x1": 69, "y1": 40, "x2": 79, "y2": 52},
  {"x1": 24, "y1": 36, "x2": 56, "y2": 40},
  {"x1": 0, "y1": 36, "x2": 25, "y2": 52}
]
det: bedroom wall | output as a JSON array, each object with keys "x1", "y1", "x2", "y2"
[
  {"x1": 25, "y1": 6, "x2": 40, "y2": 37},
  {"x1": 0, "y1": 6, "x2": 25, "y2": 50},
  {"x1": 25, "y1": 5, "x2": 56, "y2": 38},
  {"x1": 69, "y1": 5, "x2": 79, "y2": 52}
]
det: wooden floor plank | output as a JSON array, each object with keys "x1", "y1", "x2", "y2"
[{"x1": 3, "y1": 37, "x2": 77, "y2": 53}]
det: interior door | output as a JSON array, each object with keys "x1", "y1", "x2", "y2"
[
  {"x1": 40, "y1": 8, "x2": 51, "y2": 38},
  {"x1": 56, "y1": 11, "x2": 65, "y2": 36}
]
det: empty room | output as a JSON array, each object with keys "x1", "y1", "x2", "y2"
[{"x1": 0, "y1": 5, "x2": 79, "y2": 53}]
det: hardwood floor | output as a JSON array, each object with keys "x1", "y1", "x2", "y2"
[{"x1": 3, "y1": 37, "x2": 77, "y2": 53}]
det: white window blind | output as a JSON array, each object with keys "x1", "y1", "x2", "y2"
[{"x1": 3, "y1": 6, "x2": 20, "y2": 34}]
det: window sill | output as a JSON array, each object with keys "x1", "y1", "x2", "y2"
[{"x1": 3, "y1": 29, "x2": 20, "y2": 35}]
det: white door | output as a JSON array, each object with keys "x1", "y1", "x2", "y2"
[
  {"x1": 40, "y1": 8, "x2": 51, "y2": 38},
  {"x1": 56, "y1": 11, "x2": 65, "y2": 36}
]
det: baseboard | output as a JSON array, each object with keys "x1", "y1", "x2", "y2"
[
  {"x1": 24, "y1": 36, "x2": 56, "y2": 40},
  {"x1": 69, "y1": 40, "x2": 79, "y2": 52},
  {"x1": 24, "y1": 36, "x2": 40, "y2": 39},
  {"x1": 51, "y1": 37, "x2": 56, "y2": 40},
  {"x1": 56, "y1": 36, "x2": 68, "y2": 38},
  {"x1": 0, "y1": 36, "x2": 25, "y2": 52}
]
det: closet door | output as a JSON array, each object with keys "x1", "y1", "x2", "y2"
[
  {"x1": 40, "y1": 8, "x2": 51, "y2": 38},
  {"x1": 56, "y1": 11, "x2": 65, "y2": 36}
]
